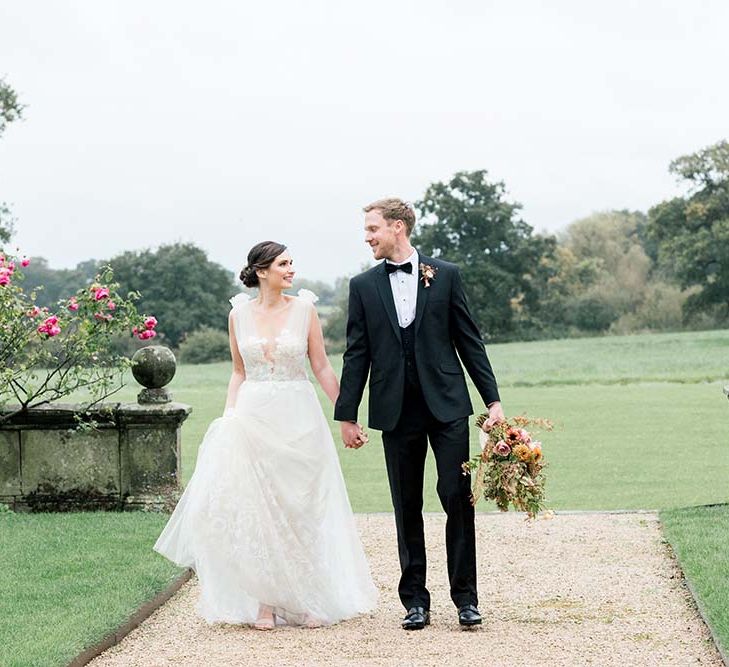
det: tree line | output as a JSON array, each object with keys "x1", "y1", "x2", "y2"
[{"x1": 324, "y1": 142, "x2": 729, "y2": 347}]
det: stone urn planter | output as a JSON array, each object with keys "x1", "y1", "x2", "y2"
[{"x1": 0, "y1": 346, "x2": 191, "y2": 511}]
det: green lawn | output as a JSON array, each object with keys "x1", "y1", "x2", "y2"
[
  {"x1": 4, "y1": 328, "x2": 728, "y2": 666},
  {"x1": 0, "y1": 512, "x2": 180, "y2": 667},
  {"x1": 112, "y1": 328, "x2": 729, "y2": 512},
  {"x1": 486, "y1": 329, "x2": 729, "y2": 386},
  {"x1": 661, "y1": 505, "x2": 729, "y2": 657}
]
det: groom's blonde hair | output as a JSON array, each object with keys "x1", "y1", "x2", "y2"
[{"x1": 363, "y1": 198, "x2": 416, "y2": 236}]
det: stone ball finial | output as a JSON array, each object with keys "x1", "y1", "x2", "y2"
[{"x1": 132, "y1": 346, "x2": 177, "y2": 404}]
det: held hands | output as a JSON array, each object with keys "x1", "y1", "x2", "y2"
[
  {"x1": 341, "y1": 421, "x2": 368, "y2": 449},
  {"x1": 481, "y1": 401, "x2": 505, "y2": 431}
]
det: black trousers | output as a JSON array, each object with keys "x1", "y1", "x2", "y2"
[{"x1": 382, "y1": 383, "x2": 477, "y2": 611}]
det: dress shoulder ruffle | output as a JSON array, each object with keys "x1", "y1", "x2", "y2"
[
  {"x1": 229, "y1": 292, "x2": 251, "y2": 308},
  {"x1": 296, "y1": 288, "x2": 319, "y2": 304}
]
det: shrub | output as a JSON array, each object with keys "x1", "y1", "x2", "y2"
[
  {"x1": 567, "y1": 294, "x2": 619, "y2": 332},
  {"x1": 178, "y1": 326, "x2": 230, "y2": 364},
  {"x1": 610, "y1": 282, "x2": 690, "y2": 334}
]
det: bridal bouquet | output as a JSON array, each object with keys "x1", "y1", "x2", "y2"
[{"x1": 463, "y1": 415, "x2": 553, "y2": 519}]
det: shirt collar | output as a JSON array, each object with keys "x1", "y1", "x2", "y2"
[{"x1": 386, "y1": 248, "x2": 418, "y2": 267}]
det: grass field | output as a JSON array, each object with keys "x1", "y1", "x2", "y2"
[
  {"x1": 0, "y1": 512, "x2": 180, "y2": 667},
  {"x1": 105, "y1": 328, "x2": 729, "y2": 512}
]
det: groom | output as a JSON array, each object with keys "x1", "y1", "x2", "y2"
[{"x1": 335, "y1": 198, "x2": 504, "y2": 630}]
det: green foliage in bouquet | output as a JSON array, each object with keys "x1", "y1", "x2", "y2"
[
  {"x1": 463, "y1": 414, "x2": 553, "y2": 519},
  {"x1": 0, "y1": 251, "x2": 158, "y2": 423}
]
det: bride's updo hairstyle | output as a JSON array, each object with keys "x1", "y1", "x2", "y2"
[{"x1": 240, "y1": 241, "x2": 287, "y2": 288}]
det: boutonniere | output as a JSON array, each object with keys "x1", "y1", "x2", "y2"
[{"x1": 419, "y1": 263, "x2": 438, "y2": 288}]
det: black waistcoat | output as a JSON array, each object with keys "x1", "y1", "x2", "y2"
[{"x1": 400, "y1": 321, "x2": 420, "y2": 388}]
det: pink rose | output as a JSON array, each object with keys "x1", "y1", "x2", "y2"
[
  {"x1": 21, "y1": 257, "x2": 30, "y2": 267},
  {"x1": 37, "y1": 320, "x2": 62, "y2": 337},
  {"x1": 27, "y1": 306, "x2": 41, "y2": 318},
  {"x1": 94, "y1": 312, "x2": 113, "y2": 322},
  {"x1": 144, "y1": 316, "x2": 157, "y2": 330},
  {"x1": 7, "y1": 262, "x2": 15, "y2": 273},
  {"x1": 0, "y1": 271, "x2": 10, "y2": 286},
  {"x1": 43, "y1": 315, "x2": 59, "y2": 326},
  {"x1": 107, "y1": 300, "x2": 116, "y2": 311},
  {"x1": 132, "y1": 326, "x2": 139, "y2": 335},
  {"x1": 137, "y1": 329, "x2": 157, "y2": 340},
  {"x1": 68, "y1": 298, "x2": 79, "y2": 311},
  {"x1": 493, "y1": 440, "x2": 511, "y2": 457},
  {"x1": 94, "y1": 287, "x2": 110, "y2": 301},
  {"x1": 519, "y1": 428, "x2": 532, "y2": 444}
]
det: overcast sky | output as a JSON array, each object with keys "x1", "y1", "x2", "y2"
[{"x1": 1, "y1": 1, "x2": 727, "y2": 284}]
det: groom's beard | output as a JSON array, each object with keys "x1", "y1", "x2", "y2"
[{"x1": 370, "y1": 244, "x2": 394, "y2": 261}]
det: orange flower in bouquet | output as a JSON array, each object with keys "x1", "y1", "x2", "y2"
[{"x1": 462, "y1": 414, "x2": 553, "y2": 519}]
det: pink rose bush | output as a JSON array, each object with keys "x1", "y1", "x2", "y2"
[
  {"x1": 463, "y1": 414, "x2": 553, "y2": 519},
  {"x1": 0, "y1": 256, "x2": 13, "y2": 286},
  {"x1": 0, "y1": 251, "x2": 161, "y2": 422}
]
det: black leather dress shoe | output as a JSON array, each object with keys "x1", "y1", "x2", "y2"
[
  {"x1": 402, "y1": 606, "x2": 430, "y2": 630},
  {"x1": 458, "y1": 604, "x2": 482, "y2": 627}
]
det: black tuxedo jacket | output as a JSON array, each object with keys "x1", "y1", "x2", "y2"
[{"x1": 334, "y1": 253, "x2": 500, "y2": 432}]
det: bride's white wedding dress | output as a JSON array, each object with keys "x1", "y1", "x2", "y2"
[{"x1": 154, "y1": 290, "x2": 377, "y2": 625}]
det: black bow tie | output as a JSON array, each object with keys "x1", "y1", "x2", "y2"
[{"x1": 385, "y1": 261, "x2": 413, "y2": 275}]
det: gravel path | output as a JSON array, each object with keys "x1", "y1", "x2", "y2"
[{"x1": 91, "y1": 513, "x2": 721, "y2": 666}]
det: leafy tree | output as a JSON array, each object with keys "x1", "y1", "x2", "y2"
[
  {"x1": 106, "y1": 242, "x2": 235, "y2": 347},
  {"x1": 559, "y1": 210, "x2": 653, "y2": 331},
  {"x1": 0, "y1": 78, "x2": 24, "y2": 243},
  {"x1": 0, "y1": 203, "x2": 15, "y2": 244},
  {"x1": 648, "y1": 140, "x2": 729, "y2": 320},
  {"x1": 0, "y1": 77, "x2": 24, "y2": 137},
  {"x1": 321, "y1": 276, "x2": 351, "y2": 351},
  {"x1": 412, "y1": 170, "x2": 557, "y2": 339}
]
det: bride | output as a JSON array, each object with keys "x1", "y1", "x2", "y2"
[{"x1": 154, "y1": 241, "x2": 377, "y2": 629}]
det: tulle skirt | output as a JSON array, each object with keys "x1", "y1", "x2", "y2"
[{"x1": 154, "y1": 380, "x2": 378, "y2": 625}]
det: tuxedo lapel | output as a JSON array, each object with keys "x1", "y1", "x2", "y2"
[
  {"x1": 374, "y1": 262, "x2": 402, "y2": 341},
  {"x1": 414, "y1": 253, "x2": 431, "y2": 335}
]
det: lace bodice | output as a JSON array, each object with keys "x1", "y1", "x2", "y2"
[{"x1": 229, "y1": 289, "x2": 318, "y2": 382}]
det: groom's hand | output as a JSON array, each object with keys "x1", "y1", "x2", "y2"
[
  {"x1": 482, "y1": 401, "x2": 505, "y2": 431},
  {"x1": 341, "y1": 421, "x2": 368, "y2": 449}
]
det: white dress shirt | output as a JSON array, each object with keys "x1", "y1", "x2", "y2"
[{"x1": 386, "y1": 249, "x2": 418, "y2": 328}]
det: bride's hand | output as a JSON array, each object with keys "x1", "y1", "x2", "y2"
[{"x1": 341, "y1": 421, "x2": 367, "y2": 449}]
